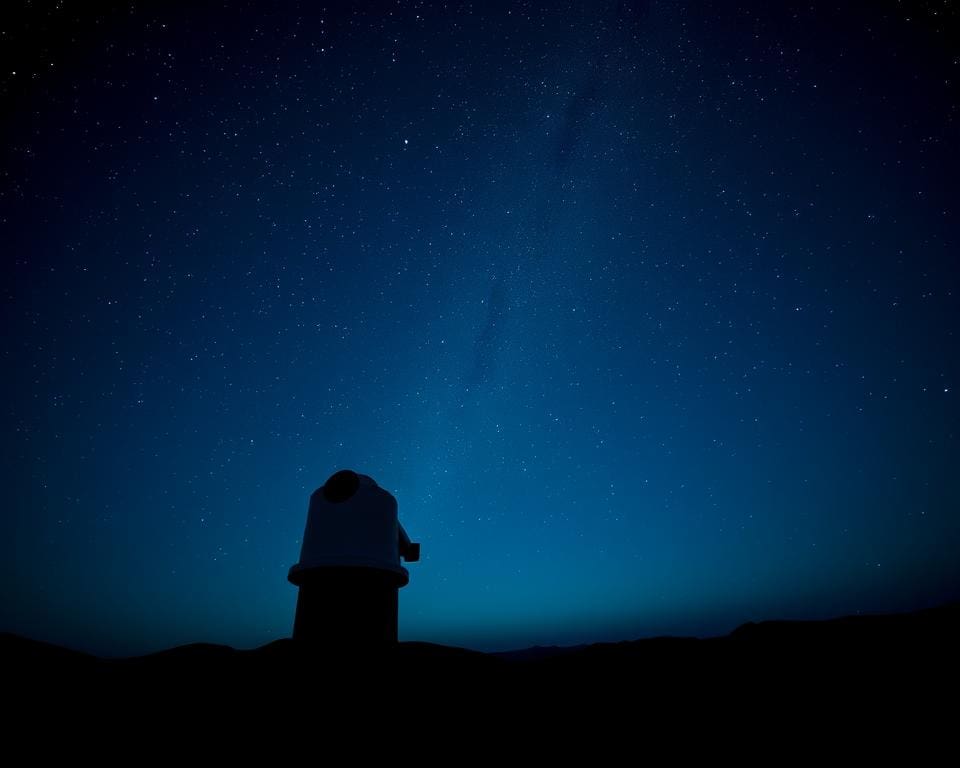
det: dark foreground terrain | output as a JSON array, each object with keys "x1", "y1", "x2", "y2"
[{"x1": 3, "y1": 603, "x2": 958, "y2": 740}]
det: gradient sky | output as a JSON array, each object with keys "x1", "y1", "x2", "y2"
[{"x1": 2, "y1": 0, "x2": 958, "y2": 656}]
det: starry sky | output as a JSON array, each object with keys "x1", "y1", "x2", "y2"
[{"x1": 2, "y1": 0, "x2": 958, "y2": 657}]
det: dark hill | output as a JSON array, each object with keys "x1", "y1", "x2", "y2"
[{"x1": 3, "y1": 603, "x2": 958, "y2": 729}]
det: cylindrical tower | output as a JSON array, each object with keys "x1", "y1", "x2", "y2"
[{"x1": 288, "y1": 469, "x2": 419, "y2": 647}]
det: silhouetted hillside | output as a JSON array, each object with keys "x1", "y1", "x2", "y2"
[{"x1": 4, "y1": 603, "x2": 958, "y2": 727}]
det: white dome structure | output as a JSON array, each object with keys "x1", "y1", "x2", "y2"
[
  {"x1": 289, "y1": 470, "x2": 417, "y2": 585},
  {"x1": 288, "y1": 469, "x2": 419, "y2": 646}
]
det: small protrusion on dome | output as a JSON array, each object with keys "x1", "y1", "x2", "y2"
[{"x1": 322, "y1": 469, "x2": 360, "y2": 503}]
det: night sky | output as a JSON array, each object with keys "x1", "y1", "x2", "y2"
[{"x1": 2, "y1": 1, "x2": 958, "y2": 657}]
